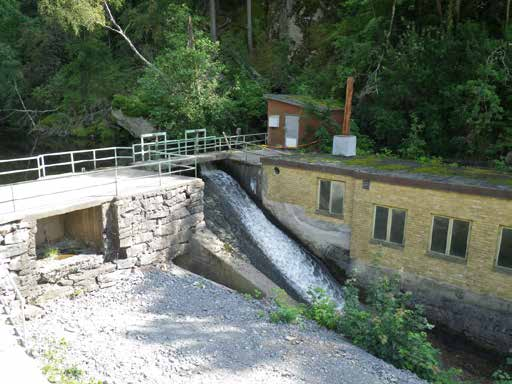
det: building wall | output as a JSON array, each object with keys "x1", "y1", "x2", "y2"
[
  {"x1": 262, "y1": 164, "x2": 352, "y2": 270},
  {"x1": 266, "y1": 100, "x2": 343, "y2": 147},
  {"x1": 261, "y1": 161, "x2": 512, "y2": 351},
  {"x1": 350, "y1": 178, "x2": 512, "y2": 302}
]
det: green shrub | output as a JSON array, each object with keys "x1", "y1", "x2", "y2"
[
  {"x1": 493, "y1": 357, "x2": 512, "y2": 384},
  {"x1": 339, "y1": 277, "x2": 461, "y2": 383},
  {"x1": 305, "y1": 288, "x2": 340, "y2": 331},
  {"x1": 269, "y1": 289, "x2": 304, "y2": 324}
]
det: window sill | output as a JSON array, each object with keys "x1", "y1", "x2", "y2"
[
  {"x1": 315, "y1": 210, "x2": 343, "y2": 220},
  {"x1": 369, "y1": 239, "x2": 404, "y2": 250},
  {"x1": 426, "y1": 251, "x2": 467, "y2": 265},
  {"x1": 493, "y1": 265, "x2": 512, "y2": 276}
]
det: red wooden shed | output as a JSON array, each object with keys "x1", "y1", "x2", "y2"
[{"x1": 264, "y1": 94, "x2": 343, "y2": 148}]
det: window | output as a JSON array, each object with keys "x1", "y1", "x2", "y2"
[
  {"x1": 317, "y1": 180, "x2": 344, "y2": 216},
  {"x1": 497, "y1": 227, "x2": 512, "y2": 269},
  {"x1": 372, "y1": 206, "x2": 406, "y2": 245},
  {"x1": 430, "y1": 216, "x2": 470, "y2": 258},
  {"x1": 268, "y1": 115, "x2": 280, "y2": 128}
]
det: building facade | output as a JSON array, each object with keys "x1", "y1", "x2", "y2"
[
  {"x1": 264, "y1": 94, "x2": 343, "y2": 148},
  {"x1": 261, "y1": 155, "x2": 512, "y2": 352}
]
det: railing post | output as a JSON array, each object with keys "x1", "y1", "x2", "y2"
[
  {"x1": 10, "y1": 185, "x2": 16, "y2": 212},
  {"x1": 114, "y1": 148, "x2": 118, "y2": 168},
  {"x1": 93, "y1": 150, "x2": 97, "y2": 169},
  {"x1": 114, "y1": 167, "x2": 119, "y2": 196},
  {"x1": 132, "y1": 144, "x2": 136, "y2": 163},
  {"x1": 70, "y1": 153, "x2": 75, "y2": 174},
  {"x1": 158, "y1": 162, "x2": 162, "y2": 186},
  {"x1": 37, "y1": 155, "x2": 42, "y2": 179},
  {"x1": 41, "y1": 156, "x2": 46, "y2": 178}
]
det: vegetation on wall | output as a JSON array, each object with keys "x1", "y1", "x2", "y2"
[{"x1": 1, "y1": 0, "x2": 511, "y2": 163}]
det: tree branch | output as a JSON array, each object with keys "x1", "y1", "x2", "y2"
[{"x1": 102, "y1": 1, "x2": 164, "y2": 77}]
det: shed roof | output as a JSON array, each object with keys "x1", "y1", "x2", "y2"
[{"x1": 264, "y1": 94, "x2": 343, "y2": 111}]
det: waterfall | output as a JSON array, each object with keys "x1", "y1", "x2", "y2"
[{"x1": 202, "y1": 167, "x2": 344, "y2": 307}]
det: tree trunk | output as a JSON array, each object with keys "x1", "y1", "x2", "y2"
[
  {"x1": 506, "y1": 0, "x2": 511, "y2": 33},
  {"x1": 436, "y1": 0, "x2": 443, "y2": 20},
  {"x1": 247, "y1": 0, "x2": 253, "y2": 53},
  {"x1": 209, "y1": 0, "x2": 217, "y2": 41}
]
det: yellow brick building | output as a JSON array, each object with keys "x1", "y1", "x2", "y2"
[{"x1": 260, "y1": 155, "x2": 512, "y2": 352}]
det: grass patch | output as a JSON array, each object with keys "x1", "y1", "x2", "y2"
[{"x1": 42, "y1": 338, "x2": 102, "y2": 384}]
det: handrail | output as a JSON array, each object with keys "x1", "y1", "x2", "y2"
[{"x1": 0, "y1": 132, "x2": 268, "y2": 184}]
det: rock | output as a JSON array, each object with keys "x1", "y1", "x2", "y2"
[
  {"x1": 111, "y1": 109, "x2": 156, "y2": 138},
  {"x1": 97, "y1": 269, "x2": 132, "y2": 288},
  {"x1": 24, "y1": 304, "x2": 44, "y2": 320},
  {"x1": 33, "y1": 285, "x2": 74, "y2": 305},
  {"x1": 4, "y1": 229, "x2": 30, "y2": 245},
  {"x1": 0, "y1": 243, "x2": 28, "y2": 259},
  {"x1": 67, "y1": 263, "x2": 116, "y2": 282},
  {"x1": 114, "y1": 257, "x2": 137, "y2": 270},
  {"x1": 38, "y1": 254, "x2": 104, "y2": 283}
]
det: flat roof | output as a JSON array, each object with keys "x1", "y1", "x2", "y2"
[
  {"x1": 262, "y1": 154, "x2": 512, "y2": 200},
  {"x1": 264, "y1": 94, "x2": 343, "y2": 111}
]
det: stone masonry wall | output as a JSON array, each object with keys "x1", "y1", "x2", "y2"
[{"x1": 0, "y1": 179, "x2": 204, "y2": 311}]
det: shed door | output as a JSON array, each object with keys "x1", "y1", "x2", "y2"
[{"x1": 285, "y1": 115, "x2": 299, "y2": 147}]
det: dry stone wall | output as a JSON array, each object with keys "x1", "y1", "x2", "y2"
[{"x1": 0, "y1": 179, "x2": 204, "y2": 308}]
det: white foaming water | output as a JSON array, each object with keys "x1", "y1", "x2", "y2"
[{"x1": 202, "y1": 168, "x2": 344, "y2": 307}]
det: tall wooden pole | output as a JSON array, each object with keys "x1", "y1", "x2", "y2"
[{"x1": 342, "y1": 77, "x2": 355, "y2": 135}]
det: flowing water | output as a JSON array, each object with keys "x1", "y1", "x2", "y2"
[{"x1": 201, "y1": 167, "x2": 344, "y2": 306}]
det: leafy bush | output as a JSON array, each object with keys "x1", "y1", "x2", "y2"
[
  {"x1": 305, "y1": 288, "x2": 340, "y2": 331},
  {"x1": 339, "y1": 277, "x2": 460, "y2": 383},
  {"x1": 269, "y1": 289, "x2": 304, "y2": 324},
  {"x1": 493, "y1": 357, "x2": 512, "y2": 384}
]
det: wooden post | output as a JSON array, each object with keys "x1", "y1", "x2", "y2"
[{"x1": 342, "y1": 77, "x2": 355, "y2": 135}]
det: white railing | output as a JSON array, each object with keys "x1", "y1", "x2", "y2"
[
  {"x1": 132, "y1": 132, "x2": 268, "y2": 162},
  {"x1": 0, "y1": 146, "x2": 133, "y2": 183},
  {"x1": 0, "y1": 156, "x2": 197, "y2": 214},
  {"x1": 0, "y1": 132, "x2": 268, "y2": 187}
]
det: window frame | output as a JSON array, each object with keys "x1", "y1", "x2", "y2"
[
  {"x1": 316, "y1": 179, "x2": 345, "y2": 218},
  {"x1": 268, "y1": 115, "x2": 280, "y2": 128},
  {"x1": 428, "y1": 215, "x2": 471, "y2": 259},
  {"x1": 496, "y1": 226, "x2": 512, "y2": 271},
  {"x1": 371, "y1": 205, "x2": 407, "y2": 246}
]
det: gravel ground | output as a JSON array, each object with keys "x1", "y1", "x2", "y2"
[{"x1": 26, "y1": 266, "x2": 425, "y2": 384}]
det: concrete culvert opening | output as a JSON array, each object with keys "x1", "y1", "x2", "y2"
[{"x1": 36, "y1": 206, "x2": 104, "y2": 260}]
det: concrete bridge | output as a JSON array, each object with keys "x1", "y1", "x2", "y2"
[{"x1": 0, "y1": 132, "x2": 272, "y2": 221}]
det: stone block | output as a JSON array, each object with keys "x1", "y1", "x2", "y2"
[
  {"x1": 124, "y1": 243, "x2": 145, "y2": 258},
  {"x1": 33, "y1": 285, "x2": 74, "y2": 305},
  {"x1": 0, "y1": 243, "x2": 28, "y2": 259},
  {"x1": 8, "y1": 255, "x2": 35, "y2": 273},
  {"x1": 37, "y1": 254, "x2": 104, "y2": 284},
  {"x1": 137, "y1": 252, "x2": 161, "y2": 266},
  {"x1": 97, "y1": 269, "x2": 131, "y2": 288},
  {"x1": 67, "y1": 264, "x2": 116, "y2": 282},
  {"x1": 4, "y1": 229, "x2": 30, "y2": 245},
  {"x1": 114, "y1": 257, "x2": 137, "y2": 270}
]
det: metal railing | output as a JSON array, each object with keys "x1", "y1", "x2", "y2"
[
  {"x1": 0, "y1": 146, "x2": 133, "y2": 183},
  {"x1": 0, "y1": 156, "x2": 197, "y2": 215},
  {"x1": 0, "y1": 131, "x2": 268, "y2": 214},
  {"x1": 132, "y1": 132, "x2": 268, "y2": 162}
]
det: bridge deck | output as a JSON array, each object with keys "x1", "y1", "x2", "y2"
[
  {"x1": 0, "y1": 148, "x2": 287, "y2": 223},
  {"x1": 0, "y1": 169, "x2": 195, "y2": 222}
]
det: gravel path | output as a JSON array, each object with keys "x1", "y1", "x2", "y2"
[{"x1": 26, "y1": 266, "x2": 425, "y2": 384}]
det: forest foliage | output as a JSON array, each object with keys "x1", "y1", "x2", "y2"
[{"x1": 1, "y1": 0, "x2": 512, "y2": 162}]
